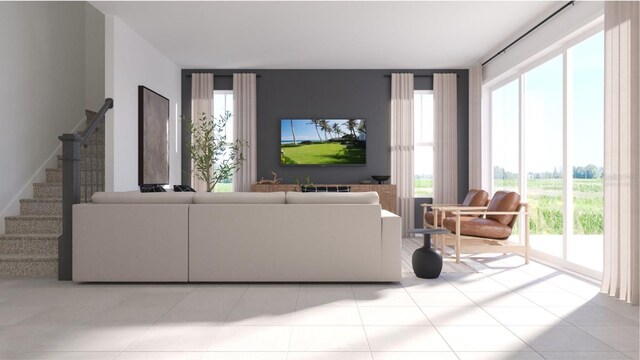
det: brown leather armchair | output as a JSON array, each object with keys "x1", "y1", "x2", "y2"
[
  {"x1": 422, "y1": 189, "x2": 489, "y2": 228},
  {"x1": 439, "y1": 191, "x2": 530, "y2": 264}
]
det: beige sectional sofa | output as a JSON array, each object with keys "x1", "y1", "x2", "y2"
[{"x1": 72, "y1": 191, "x2": 402, "y2": 282}]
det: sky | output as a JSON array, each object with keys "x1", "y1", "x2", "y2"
[{"x1": 493, "y1": 31, "x2": 604, "y2": 175}]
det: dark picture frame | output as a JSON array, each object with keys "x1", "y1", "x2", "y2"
[{"x1": 138, "y1": 86, "x2": 170, "y2": 185}]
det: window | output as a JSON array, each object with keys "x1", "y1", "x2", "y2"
[
  {"x1": 487, "y1": 27, "x2": 604, "y2": 278},
  {"x1": 213, "y1": 91, "x2": 234, "y2": 192},
  {"x1": 414, "y1": 91, "x2": 434, "y2": 196}
]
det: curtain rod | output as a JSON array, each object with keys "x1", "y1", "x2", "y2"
[
  {"x1": 482, "y1": 1, "x2": 575, "y2": 67},
  {"x1": 383, "y1": 74, "x2": 459, "y2": 78},
  {"x1": 185, "y1": 74, "x2": 262, "y2": 78}
]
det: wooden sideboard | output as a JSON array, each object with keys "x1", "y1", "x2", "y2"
[{"x1": 250, "y1": 183, "x2": 397, "y2": 214}]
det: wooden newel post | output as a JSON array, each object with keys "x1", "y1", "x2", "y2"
[{"x1": 57, "y1": 133, "x2": 82, "y2": 281}]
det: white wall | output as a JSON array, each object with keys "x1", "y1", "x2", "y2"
[
  {"x1": 0, "y1": 2, "x2": 91, "y2": 228},
  {"x1": 105, "y1": 16, "x2": 181, "y2": 192},
  {"x1": 483, "y1": 1, "x2": 604, "y2": 85},
  {"x1": 85, "y1": 3, "x2": 105, "y2": 112}
]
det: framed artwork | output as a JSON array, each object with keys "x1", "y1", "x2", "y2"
[{"x1": 138, "y1": 86, "x2": 170, "y2": 185}]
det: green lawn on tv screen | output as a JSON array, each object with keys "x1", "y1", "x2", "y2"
[{"x1": 281, "y1": 142, "x2": 365, "y2": 165}]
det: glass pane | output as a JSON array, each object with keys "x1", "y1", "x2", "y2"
[
  {"x1": 568, "y1": 32, "x2": 604, "y2": 271},
  {"x1": 524, "y1": 55, "x2": 564, "y2": 258},
  {"x1": 414, "y1": 93, "x2": 433, "y2": 143},
  {"x1": 415, "y1": 146, "x2": 433, "y2": 196},
  {"x1": 212, "y1": 92, "x2": 234, "y2": 192},
  {"x1": 492, "y1": 79, "x2": 520, "y2": 192}
]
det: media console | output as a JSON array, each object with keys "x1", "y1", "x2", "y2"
[{"x1": 251, "y1": 183, "x2": 397, "y2": 214}]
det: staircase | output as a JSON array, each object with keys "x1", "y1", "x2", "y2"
[{"x1": 0, "y1": 110, "x2": 105, "y2": 278}]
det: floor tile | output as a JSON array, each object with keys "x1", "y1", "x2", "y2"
[
  {"x1": 578, "y1": 325, "x2": 640, "y2": 352},
  {"x1": 436, "y1": 325, "x2": 533, "y2": 352},
  {"x1": 289, "y1": 326, "x2": 369, "y2": 351},
  {"x1": 208, "y1": 326, "x2": 291, "y2": 351},
  {"x1": 125, "y1": 325, "x2": 221, "y2": 351},
  {"x1": 115, "y1": 353, "x2": 203, "y2": 360},
  {"x1": 483, "y1": 307, "x2": 566, "y2": 326},
  {"x1": 624, "y1": 352, "x2": 639, "y2": 360},
  {"x1": 546, "y1": 306, "x2": 639, "y2": 326},
  {"x1": 372, "y1": 352, "x2": 457, "y2": 360},
  {"x1": 46, "y1": 325, "x2": 150, "y2": 352},
  {"x1": 401, "y1": 276, "x2": 460, "y2": 293},
  {"x1": 287, "y1": 352, "x2": 372, "y2": 360},
  {"x1": 507, "y1": 325, "x2": 616, "y2": 352},
  {"x1": 0, "y1": 307, "x2": 47, "y2": 326},
  {"x1": 409, "y1": 292, "x2": 476, "y2": 307},
  {"x1": 538, "y1": 352, "x2": 632, "y2": 360},
  {"x1": 364, "y1": 325, "x2": 450, "y2": 351},
  {"x1": 86, "y1": 306, "x2": 170, "y2": 326},
  {"x1": 0, "y1": 352, "x2": 118, "y2": 360},
  {"x1": 0, "y1": 326, "x2": 74, "y2": 351},
  {"x1": 157, "y1": 306, "x2": 235, "y2": 326},
  {"x1": 113, "y1": 291, "x2": 189, "y2": 308},
  {"x1": 293, "y1": 306, "x2": 362, "y2": 325},
  {"x1": 225, "y1": 303, "x2": 296, "y2": 325},
  {"x1": 518, "y1": 291, "x2": 596, "y2": 307},
  {"x1": 296, "y1": 285, "x2": 356, "y2": 307},
  {"x1": 359, "y1": 306, "x2": 429, "y2": 326},
  {"x1": 200, "y1": 353, "x2": 286, "y2": 360},
  {"x1": 421, "y1": 306, "x2": 500, "y2": 326},
  {"x1": 171, "y1": 288, "x2": 245, "y2": 311},
  {"x1": 454, "y1": 352, "x2": 544, "y2": 360},
  {"x1": 464, "y1": 291, "x2": 538, "y2": 307},
  {"x1": 353, "y1": 285, "x2": 415, "y2": 307}
]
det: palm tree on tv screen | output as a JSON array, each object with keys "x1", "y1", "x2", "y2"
[
  {"x1": 347, "y1": 119, "x2": 358, "y2": 138},
  {"x1": 332, "y1": 122, "x2": 344, "y2": 139},
  {"x1": 309, "y1": 119, "x2": 323, "y2": 142},
  {"x1": 290, "y1": 119, "x2": 297, "y2": 145},
  {"x1": 319, "y1": 119, "x2": 330, "y2": 141}
]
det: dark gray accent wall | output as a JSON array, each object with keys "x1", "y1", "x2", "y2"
[{"x1": 181, "y1": 69, "x2": 469, "y2": 202}]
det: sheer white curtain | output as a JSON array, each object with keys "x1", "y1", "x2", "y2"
[
  {"x1": 433, "y1": 73, "x2": 458, "y2": 204},
  {"x1": 190, "y1": 73, "x2": 214, "y2": 192},
  {"x1": 468, "y1": 65, "x2": 483, "y2": 190},
  {"x1": 602, "y1": 1, "x2": 639, "y2": 305},
  {"x1": 391, "y1": 73, "x2": 414, "y2": 234},
  {"x1": 233, "y1": 73, "x2": 257, "y2": 192}
]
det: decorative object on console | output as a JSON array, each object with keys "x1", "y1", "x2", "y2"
[
  {"x1": 140, "y1": 184, "x2": 166, "y2": 193},
  {"x1": 184, "y1": 111, "x2": 247, "y2": 192},
  {"x1": 256, "y1": 171, "x2": 283, "y2": 185},
  {"x1": 294, "y1": 175, "x2": 314, "y2": 192},
  {"x1": 174, "y1": 185, "x2": 196, "y2": 192},
  {"x1": 371, "y1": 175, "x2": 391, "y2": 184},
  {"x1": 301, "y1": 185, "x2": 351, "y2": 193},
  {"x1": 138, "y1": 86, "x2": 170, "y2": 186}
]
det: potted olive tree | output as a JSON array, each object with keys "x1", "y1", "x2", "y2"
[{"x1": 185, "y1": 111, "x2": 246, "y2": 192}]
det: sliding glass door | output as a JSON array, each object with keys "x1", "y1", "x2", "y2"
[{"x1": 488, "y1": 27, "x2": 604, "y2": 278}]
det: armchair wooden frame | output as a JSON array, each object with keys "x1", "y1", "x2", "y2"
[
  {"x1": 438, "y1": 203, "x2": 530, "y2": 264},
  {"x1": 421, "y1": 203, "x2": 488, "y2": 230}
]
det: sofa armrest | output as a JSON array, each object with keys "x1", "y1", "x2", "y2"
[{"x1": 381, "y1": 210, "x2": 402, "y2": 281}]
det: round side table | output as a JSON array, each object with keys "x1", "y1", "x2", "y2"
[{"x1": 407, "y1": 228, "x2": 450, "y2": 279}]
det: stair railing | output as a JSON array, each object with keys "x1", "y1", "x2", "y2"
[{"x1": 58, "y1": 98, "x2": 113, "y2": 281}]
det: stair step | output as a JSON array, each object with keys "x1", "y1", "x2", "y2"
[
  {"x1": 4, "y1": 215, "x2": 62, "y2": 235},
  {"x1": 19, "y1": 198, "x2": 62, "y2": 216},
  {"x1": 0, "y1": 234, "x2": 57, "y2": 255},
  {"x1": 56, "y1": 155, "x2": 105, "y2": 169},
  {"x1": 0, "y1": 254, "x2": 57, "y2": 278},
  {"x1": 32, "y1": 183, "x2": 93, "y2": 200},
  {"x1": 46, "y1": 168, "x2": 104, "y2": 185}
]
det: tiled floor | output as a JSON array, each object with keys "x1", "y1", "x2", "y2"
[{"x1": 0, "y1": 253, "x2": 637, "y2": 360}]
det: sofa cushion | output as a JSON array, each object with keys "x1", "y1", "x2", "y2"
[
  {"x1": 92, "y1": 192, "x2": 194, "y2": 204},
  {"x1": 442, "y1": 217, "x2": 513, "y2": 240},
  {"x1": 286, "y1": 191, "x2": 379, "y2": 205},
  {"x1": 193, "y1": 192, "x2": 286, "y2": 204}
]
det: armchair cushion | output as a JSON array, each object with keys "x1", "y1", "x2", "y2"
[
  {"x1": 443, "y1": 217, "x2": 513, "y2": 240},
  {"x1": 486, "y1": 191, "x2": 521, "y2": 226},
  {"x1": 424, "y1": 189, "x2": 489, "y2": 226}
]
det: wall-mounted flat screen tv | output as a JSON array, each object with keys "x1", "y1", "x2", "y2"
[{"x1": 281, "y1": 119, "x2": 367, "y2": 166}]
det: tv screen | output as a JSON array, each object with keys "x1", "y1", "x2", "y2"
[{"x1": 280, "y1": 119, "x2": 367, "y2": 166}]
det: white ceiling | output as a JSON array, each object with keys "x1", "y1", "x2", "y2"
[{"x1": 92, "y1": 1, "x2": 561, "y2": 69}]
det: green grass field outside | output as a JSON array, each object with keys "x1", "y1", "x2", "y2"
[
  {"x1": 281, "y1": 143, "x2": 365, "y2": 165},
  {"x1": 495, "y1": 178, "x2": 603, "y2": 235}
]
